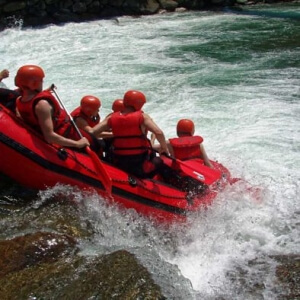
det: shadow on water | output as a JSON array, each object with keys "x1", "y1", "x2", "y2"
[{"x1": 0, "y1": 173, "x2": 38, "y2": 214}]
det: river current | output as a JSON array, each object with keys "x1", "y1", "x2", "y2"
[{"x1": 1, "y1": 3, "x2": 299, "y2": 299}]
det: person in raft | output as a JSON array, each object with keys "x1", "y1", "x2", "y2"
[
  {"x1": 111, "y1": 98, "x2": 125, "y2": 113},
  {"x1": 71, "y1": 95, "x2": 115, "y2": 157},
  {"x1": 71, "y1": 95, "x2": 101, "y2": 133},
  {"x1": 14, "y1": 65, "x2": 89, "y2": 149},
  {"x1": 152, "y1": 118, "x2": 214, "y2": 169},
  {"x1": 92, "y1": 90, "x2": 170, "y2": 178},
  {"x1": 0, "y1": 69, "x2": 9, "y2": 88},
  {"x1": 100, "y1": 98, "x2": 125, "y2": 161},
  {"x1": 71, "y1": 95, "x2": 112, "y2": 137},
  {"x1": 0, "y1": 68, "x2": 21, "y2": 112}
]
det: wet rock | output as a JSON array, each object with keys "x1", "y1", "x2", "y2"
[
  {"x1": 72, "y1": 1, "x2": 87, "y2": 13},
  {"x1": 0, "y1": 231, "x2": 77, "y2": 278},
  {"x1": 0, "y1": 213, "x2": 165, "y2": 299},
  {"x1": 142, "y1": 0, "x2": 161, "y2": 14},
  {"x1": 0, "y1": 0, "x2": 296, "y2": 31},
  {"x1": 226, "y1": 255, "x2": 300, "y2": 299},
  {"x1": 273, "y1": 255, "x2": 300, "y2": 299},
  {"x1": 3, "y1": 1, "x2": 26, "y2": 13},
  {"x1": 0, "y1": 0, "x2": 216, "y2": 31},
  {"x1": 61, "y1": 250, "x2": 166, "y2": 299},
  {"x1": 159, "y1": 0, "x2": 179, "y2": 11},
  {"x1": 0, "y1": 249, "x2": 165, "y2": 299},
  {"x1": 0, "y1": 196, "x2": 94, "y2": 240},
  {"x1": 175, "y1": 7, "x2": 188, "y2": 12}
]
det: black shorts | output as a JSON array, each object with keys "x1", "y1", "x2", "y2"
[{"x1": 113, "y1": 152, "x2": 160, "y2": 179}]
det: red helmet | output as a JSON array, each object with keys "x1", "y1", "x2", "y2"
[
  {"x1": 123, "y1": 90, "x2": 146, "y2": 111},
  {"x1": 112, "y1": 99, "x2": 124, "y2": 112},
  {"x1": 176, "y1": 119, "x2": 195, "y2": 136},
  {"x1": 80, "y1": 95, "x2": 101, "y2": 115},
  {"x1": 15, "y1": 65, "x2": 45, "y2": 90}
]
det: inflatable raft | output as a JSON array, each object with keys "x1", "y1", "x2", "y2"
[{"x1": 0, "y1": 103, "x2": 232, "y2": 223}]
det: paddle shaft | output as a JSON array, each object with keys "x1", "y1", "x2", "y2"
[
  {"x1": 50, "y1": 84, "x2": 112, "y2": 197},
  {"x1": 50, "y1": 85, "x2": 82, "y2": 138}
]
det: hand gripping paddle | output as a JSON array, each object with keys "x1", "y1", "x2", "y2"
[{"x1": 50, "y1": 84, "x2": 112, "y2": 197}]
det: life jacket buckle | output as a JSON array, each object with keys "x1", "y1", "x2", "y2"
[
  {"x1": 57, "y1": 148, "x2": 68, "y2": 161},
  {"x1": 128, "y1": 176, "x2": 137, "y2": 187}
]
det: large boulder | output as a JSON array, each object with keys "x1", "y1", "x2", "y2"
[
  {"x1": 0, "y1": 232, "x2": 165, "y2": 299},
  {"x1": 0, "y1": 232, "x2": 77, "y2": 278},
  {"x1": 159, "y1": 0, "x2": 179, "y2": 11}
]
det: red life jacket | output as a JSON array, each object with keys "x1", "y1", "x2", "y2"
[
  {"x1": 16, "y1": 90, "x2": 73, "y2": 137},
  {"x1": 169, "y1": 135, "x2": 203, "y2": 161},
  {"x1": 108, "y1": 110, "x2": 149, "y2": 155},
  {"x1": 71, "y1": 106, "x2": 100, "y2": 128}
]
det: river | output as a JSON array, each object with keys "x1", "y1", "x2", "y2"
[{"x1": 1, "y1": 3, "x2": 299, "y2": 299}]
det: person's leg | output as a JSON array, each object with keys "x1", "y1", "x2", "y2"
[{"x1": 114, "y1": 154, "x2": 145, "y2": 177}]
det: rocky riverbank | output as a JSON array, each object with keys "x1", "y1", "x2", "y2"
[{"x1": 0, "y1": 0, "x2": 295, "y2": 31}]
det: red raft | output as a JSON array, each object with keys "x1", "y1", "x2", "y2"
[{"x1": 0, "y1": 104, "x2": 232, "y2": 223}]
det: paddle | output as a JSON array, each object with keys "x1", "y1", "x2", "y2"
[
  {"x1": 50, "y1": 84, "x2": 112, "y2": 197},
  {"x1": 160, "y1": 152, "x2": 222, "y2": 185}
]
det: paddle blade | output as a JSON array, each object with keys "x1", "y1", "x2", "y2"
[
  {"x1": 162, "y1": 155, "x2": 221, "y2": 185},
  {"x1": 177, "y1": 159, "x2": 222, "y2": 185},
  {"x1": 86, "y1": 146, "x2": 112, "y2": 197}
]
